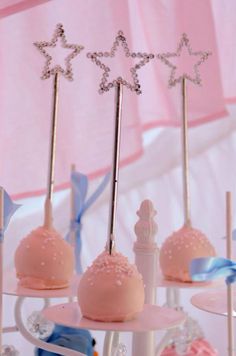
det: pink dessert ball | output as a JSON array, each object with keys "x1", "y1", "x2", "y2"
[
  {"x1": 78, "y1": 250, "x2": 145, "y2": 322},
  {"x1": 160, "y1": 225, "x2": 216, "y2": 282},
  {"x1": 15, "y1": 226, "x2": 75, "y2": 289},
  {"x1": 161, "y1": 338, "x2": 218, "y2": 355}
]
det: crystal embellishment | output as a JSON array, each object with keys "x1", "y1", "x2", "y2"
[
  {"x1": 34, "y1": 23, "x2": 84, "y2": 80},
  {"x1": 114, "y1": 343, "x2": 127, "y2": 356},
  {"x1": 1, "y1": 345, "x2": 19, "y2": 356},
  {"x1": 87, "y1": 30, "x2": 154, "y2": 94},
  {"x1": 27, "y1": 310, "x2": 54, "y2": 339},
  {"x1": 157, "y1": 33, "x2": 211, "y2": 87}
]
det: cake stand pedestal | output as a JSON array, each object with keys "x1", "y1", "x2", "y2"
[
  {"x1": 155, "y1": 275, "x2": 222, "y2": 355},
  {"x1": 42, "y1": 302, "x2": 186, "y2": 356},
  {"x1": 3, "y1": 269, "x2": 80, "y2": 298},
  {"x1": 42, "y1": 302, "x2": 186, "y2": 332},
  {"x1": 3, "y1": 269, "x2": 83, "y2": 356},
  {"x1": 157, "y1": 273, "x2": 222, "y2": 289},
  {"x1": 191, "y1": 288, "x2": 236, "y2": 317}
]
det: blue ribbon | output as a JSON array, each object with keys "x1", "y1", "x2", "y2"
[
  {"x1": 35, "y1": 325, "x2": 95, "y2": 356},
  {"x1": 190, "y1": 257, "x2": 236, "y2": 285},
  {"x1": 0, "y1": 188, "x2": 20, "y2": 242},
  {"x1": 66, "y1": 171, "x2": 110, "y2": 273},
  {"x1": 223, "y1": 229, "x2": 236, "y2": 240}
]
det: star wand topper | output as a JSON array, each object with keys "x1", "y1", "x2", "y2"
[
  {"x1": 34, "y1": 24, "x2": 84, "y2": 229},
  {"x1": 87, "y1": 30, "x2": 154, "y2": 253},
  {"x1": 157, "y1": 33, "x2": 211, "y2": 227}
]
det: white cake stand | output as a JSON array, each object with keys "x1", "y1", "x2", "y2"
[
  {"x1": 3, "y1": 269, "x2": 83, "y2": 356},
  {"x1": 42, "y1": 302, "x2": 186, "y2": 355},
  {"x1": 157, "y1": 273, "x2": 222, "y2": 289},
  {"x1": 191, "y1": 288, "x2": 236, "y2": 317},
  {"x1": 42, "y1": 302, "x2": 186, "y2": 332},
  {"x1": 154, "y1": 274, "x2": 223, "y2": 355},
  {"x1": 3, "y1": 269, "x2": 80, "y2": 298}
]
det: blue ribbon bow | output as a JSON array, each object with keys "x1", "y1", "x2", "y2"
[
  {"x1": 190, "y1": 257, "x2": 236, "y2": 285},
  {"x1": 0, "y1": 188, "x2": 20, "y2": 242},
  {"x1": 35, "y1": 325, "x2": 94, "y2": 356},
  {"x1": 66, "y1": 171, "x2": 110, "y2": 273}
]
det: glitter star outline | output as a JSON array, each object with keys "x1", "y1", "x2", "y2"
[
  {"x1": 157, "y1": 33, "x2": 212, "y2": 87},
  {"x1": 87, "y1": 30, "x2": 155, "y2": 94},
  {"x1": 34, "y1": 23, "x2": 84, "y2": 81}
]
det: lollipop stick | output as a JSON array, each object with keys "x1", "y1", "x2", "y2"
[
  {"x1": 44, "y1": 72, "x2": 60, "y2": 228},
  {"x1": 226, "y1": 191, "x2": 235, "y2": 356},
  {"x1": 0, "y1": 188, "x2": 4, "y2": 353},
  {"x1": 182, "y1": 77, "x2": 191, "y2": 226},
  {"x1": 107, "y1": 82, "x2": 123, "y2": 254},
  {"x1": 69, "y1": 163, "x2": 76, "y2": 247}
]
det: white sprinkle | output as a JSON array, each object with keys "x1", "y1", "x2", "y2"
[
  {"x1": 41, "y1": 262, "x2": 45, "y2": 266},
  {"x1": 26, "y1": 245, "x2": 30, "y2": 249},
  {"x1": 116, "y1": 280, "x2": 122, "y2": 286}
]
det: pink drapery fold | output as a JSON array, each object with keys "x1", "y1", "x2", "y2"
[
  {"x1": 0, "y1": 0, "x2": 233, "y2": 198},
  {"x1": 211, "y1": 0, "x2": 236, "y2": 103},
  {"x1": 0, "y1": 0, "x2": 51, "y2": 18}
]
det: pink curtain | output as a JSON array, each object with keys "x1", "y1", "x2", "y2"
[
  {"x1": 0, "y1": 0, "x2": 234, "y2": 198},
  {"x1": 0, "y1": 0, "x2": 51, "y2": 18}
]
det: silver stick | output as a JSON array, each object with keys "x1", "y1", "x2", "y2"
[
  {"x1": 182, "y1": 77, "x2": 191, "y2": 226},
  {"x1": 44, "y1": 72, "x2": 60, "y2": 228},
  {"x1": 226, "y1": 192, "x2": 235, "y2": 356},
  {"x1": 0, "y1": 188, "x2": 3, "y2": 354},
  {"x1": 107, "y1": 82, "x2": 123, "y2": 254}
]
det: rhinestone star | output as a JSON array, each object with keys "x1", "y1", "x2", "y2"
[
  {"x1": 157, "y1": 33, "x2": 211, "y2": 87},
  {"x1": 87, "y1": 30, "x2": 154, "y2": 94},
  {"x1": 34, "y1": 23, "x2": 84, "y2": 80}
]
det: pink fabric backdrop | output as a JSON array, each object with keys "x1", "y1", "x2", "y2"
[
  {"x1": 0, "y1": 0, "x2": 234, "y2": 198},
  {"x1": 0, "y1": 0, "x2": 51, "y2": 18}
]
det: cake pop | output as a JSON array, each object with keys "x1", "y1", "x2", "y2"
[
  {"x1": 15, "y1": 226, "x2": 74, "y2": 289},
  {"x1": 78, "y1": 250, "x2": 144, "y2": 322},
  {"x1": 160, "y1": 225, "x2": 216, "y2": 282},
  {"x1": 14, "y1": 24, "x2": 83, "y2": 289},
  {"x1": 79, "y1": 30, "x2": 151, "y2": 321},
  {"x1": 157, "y1": 35, "x2": 216, "y2": 283}
]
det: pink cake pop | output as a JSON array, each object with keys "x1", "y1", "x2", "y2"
[
  {"x1": 15, "y1": 226, "x2": 74, "y2": 289},
  {"x1": 78, "y1": 31, "x2": 152, "y2": 321},
  {"x1": 14, "y1": 24, "x2": 83, "y2": 290},
  {"x1": 160, "y1": 225, "x2": 216, "y2": 282},
  {"x1": 78, "y1": 250, "x2": 144, "y2": 322},
  {"x1": 157, "y1": 34, "x2": 216, "y2": 283}
]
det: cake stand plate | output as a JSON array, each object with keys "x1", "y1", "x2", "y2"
[
  {"x1": 42, "y1": 302, "x2": 186, "y2": 332},
  {"x1": 191, "y1": 288, "x2": 236, "y2": 317},
  {"x1": 157, "y1": 274, "x2": 222, "y2": 289},
  {"x1": 3, "y1": 269, "x2": 80, "y2": 298}
]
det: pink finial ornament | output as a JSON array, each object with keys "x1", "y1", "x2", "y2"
[
  {"x1": 135, "y1": 199, "x2": 158, "y2": 246},
  {"x1": 132, "y1": 199, "x2": 158, "y2": 356}
]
